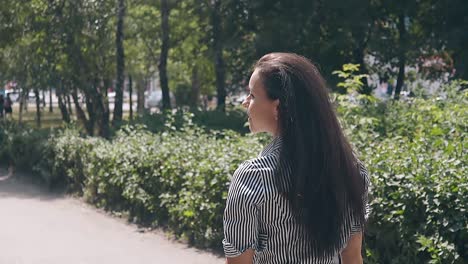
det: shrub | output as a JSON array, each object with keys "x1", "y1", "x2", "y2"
[
  {"x1": 0, "y1": 121, "x2": 49, "y2": 171},
  {"x1": 129, "y1": 106, "x2": 249, "y2": 134},
  {"x1": 41, "y1": 112, "x2": 262, "y2": 248},
  {"x1": 335, "y1": 90, "x2": 467, "y2": 263}
]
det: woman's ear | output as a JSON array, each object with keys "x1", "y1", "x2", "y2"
[{"x1": 274, "y1": 99, "x2": 280, "y2": 120}]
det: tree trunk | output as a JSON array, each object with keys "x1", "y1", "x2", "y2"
[
  {"x1": 113, "y1": 0, "x2": 126, "y2": 124},
  {"x1": 34, "y1": 88, "x2": 41, "y2": 128},
  {"x1": 394, "y1": 12, "x2": 406, "y2": 100},
  {"x1": 137, "y1": 78, "x2": 145, "y2": 115},
  {"x1": 159, "y1": 0, "x2": 171, "y2": 110},
  {"x1": 128, "y1": 74, "x2": 133, "y2": 120},
  {"x1": 18, "y1": 89, "x2": 25, "y2": 123},
  {"x1": 49, "y1": 86, "x2": 53, "y2": 112},
  {"x1": 42, "y1": 90, "x2": 46, "y2": 108},
  {"x1": 67, "y1": 94, "x2": 73, "y2": 115},
  {"x1": 312, "y1": 0, "x2": 324, "y2": 58},
  {"x1": 23, "y1": 90, "x2": 28, "y2": 112},
  {"x1": 99, "y1": 79, "x2": 111, "y2": 138},
  {"x1": 92, "y1": 82, "x2": 110, "y2": 139},
  {"x1": 58, "y1": 94, "x2": 70, "y2": 123},
  {"x1": 190, "y1": 65, "x2": 200, "y2": 107},
  {"x1": 211, "y1": 0, "x2": 226, "y2": 111},
  {"x1": 71, "y1": 87, "x2": 91, "y2": 135},
  {"x1": 84, "y1": 90, "x2": 96, "y2": 135},
  {"x1": 56, "y1": 81, "x2": 70, "y2": 123}
]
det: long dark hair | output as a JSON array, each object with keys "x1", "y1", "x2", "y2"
[{"x1": 254, "y1": 53, "x2": 366, "y2": 257}]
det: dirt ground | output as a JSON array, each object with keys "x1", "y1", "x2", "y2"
[{"x1": 0, "y1": 167, "x2": 223, "y2": 264}]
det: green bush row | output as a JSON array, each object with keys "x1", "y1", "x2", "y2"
[
  {"x1": 0, "y1": 121, "x2": 49, "y2": 172},
  {"x1": 34, "y1": 115, "x2": 263, "y2": 248},
  {"x1": 127, "y1": 106, "x2": 249, "y2": 135},
  {"x1": 336, "y1": 93, "x2": 467, "y2": 264}
]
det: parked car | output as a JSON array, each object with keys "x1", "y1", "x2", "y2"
[
  {"x1": 27, "y1": 91, "x2": 45, "y2": 104},
  {"x1": 108, "y1": 90, "x2": 132, "y2": 103},
  {"x1": 144, "y1": 90, "x2": 175, "y2": 109},
  {"x1": 145, "y1": 90, "x2": 162, "y2": 108}
]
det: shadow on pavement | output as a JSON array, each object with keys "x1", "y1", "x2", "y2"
[{"x1": 0, "y1": 166, "x2": 66, "y2": 201}]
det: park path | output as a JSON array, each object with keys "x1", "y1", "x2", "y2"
[{"x1": 0, "y1": 167, "x2": 223, "y2": 264}]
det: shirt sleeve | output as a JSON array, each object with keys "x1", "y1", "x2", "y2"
[
  {"x1": 223, "y1": 161, "x2": 265, "y2": 257},
  {"x1": 350, "y1": 161, "x2": 371, "y2": 234}
]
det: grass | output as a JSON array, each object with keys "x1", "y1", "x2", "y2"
[
  {"x1": 6, "y1": 104, "x2": 142, "y2": 129},
  {"x1": 6, "y1": 105, "x2": 64, "y2": 129}
]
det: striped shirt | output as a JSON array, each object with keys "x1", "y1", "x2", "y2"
[{"x1": 223, "y1": 136, "x2": 370, "y2": 264}]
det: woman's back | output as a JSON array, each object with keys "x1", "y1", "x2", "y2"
[
  {"x1": 223, "y1": 137, "x2": 370, "y2": 264},
  {"x1": 224, "y1": 53, "x2": 370, "y2": 263}
]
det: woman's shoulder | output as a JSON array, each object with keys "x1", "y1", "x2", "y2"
[
  {"x1": 356, "y1": 159, "x2": 370, "y2": 189},
  {"x1": 237, "y1": 154, "x2": 279, "y2": 177},
  {"x1": 228, "y1": 158, "x2": 270, "y2": 206},
  {"x1": 233, "y1": 155, "x2": 273, "y2": 180},
  {"x1": 229, "y1": 155, "x2": 278, "y2": 199}
]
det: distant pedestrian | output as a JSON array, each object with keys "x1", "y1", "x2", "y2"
[
  {"x1": 386, "y1": 79, "x2": 394, "y2": 96},
  {"x1": 0, "y1": 95, "x2": 4, "y2": 119},
  {"x1": 4, "y1": 94, "x2": 13, "y2": 119}
]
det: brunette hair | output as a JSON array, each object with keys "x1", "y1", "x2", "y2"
[{"x1": 254, "y1": 52, "x2": 366, "y2": 257}]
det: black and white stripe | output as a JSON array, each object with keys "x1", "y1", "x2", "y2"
[{"x1": 223, "y1": 137, "x2": 370, "y2": 264}]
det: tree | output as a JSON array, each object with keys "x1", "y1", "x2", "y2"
[
  {"x1": 125, "y1": 0, "x2": 161, "y2": 115},
  {"x1": 416, "y1": 0, "x2": 468, "y2": 80},
  {"x1": 210, "y1": 0, "x2": 226, "y2": 111},
  {"x1": 2, "y1": 0, "x2": 467, "y2": 131},
  {"x1": 113, "y1": 0, "x2": 126, "y2": 124},
  {"x1": 57, "y1": 0, "x2": 115, "y2": 136},
  {"x1": 159, "y1": 0, "x2": 171, "y2": 109},
  {"x1": 394, "y1": 10, "x2": 407, "y2": 100}
]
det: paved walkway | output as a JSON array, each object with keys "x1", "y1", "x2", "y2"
[{"x1": 0, "y1": 168, "x2": 223, "y2": 264}]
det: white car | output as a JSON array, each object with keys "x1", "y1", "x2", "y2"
[
  {"x1": 144, "y1": 90, "x2": 175, "y2": 109},
  {"x1": 145, "y1": 90, "x2": 162, "y2": 108},
  {"x1": 27, "y1": 91, "x2": 44, "y2": 103},
  {"x1": 108, "y1": 91, "x2": 135, "y2": 102}
]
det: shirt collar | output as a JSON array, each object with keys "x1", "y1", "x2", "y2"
[{"x1": 259, "y1": 136, "x2": 283, "y2": 157}]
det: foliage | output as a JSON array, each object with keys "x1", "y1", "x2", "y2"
[
  {"x1": 335, "y1": 88, "x2": 467, "y2": 263},
  {"x1": 332, "y1": 63, "x2": 369, "y2": 94},
  {"x1": 32, "y1": 112, "x2": 262, "y2": 247},
  {"x1": 436, "y1": 79, "x2": 468, "y2": 100},
  {"x1": 0, "y1": 121, "x2": 50, "y2": 170},
  {"x1": 128, "y1": 107, "x2": 249, "y2": 134},
  {"x1": 2, "y1": 0, "x2": 467, "y2": 124}
]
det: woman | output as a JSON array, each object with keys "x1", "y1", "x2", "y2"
[
  {"x1": 4, "y1": 94, "x2": 13, "y2": 119},
  {"x1": 223, "y1": 53, "x2": 370, "y2": 264},
  {"x1": 0, "y1": 94, "x2": 4, "y2": 118}
]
